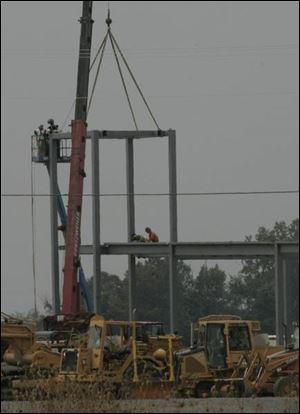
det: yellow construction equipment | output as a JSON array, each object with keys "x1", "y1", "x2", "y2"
[
  {"x1": 3, "y1": 314, "x2": 298, "y2": 400},
  {"x1": 175, "y1": 315, "x2": 298, "y2": 398},
  {"x1": 9, "y1": 315, "x2": 182, "y2": 399}
]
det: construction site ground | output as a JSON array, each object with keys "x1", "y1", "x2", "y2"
[{"x1": 1, "y1": 397, "x2": 299, "y2": 413}]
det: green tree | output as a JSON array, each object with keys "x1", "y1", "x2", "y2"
[
  {"x1": 228, "y1": 219, "x2": 299, "y2": 333},
  {"x1": 132, "y1": 259, "x2": 230, "y2": 342},
  {"x1": 133, "y1": 258, "x2": 194, "y2": 340},
  {"x1": 87, "y1": 259, "x2": 195, "y2": 342},
  {"x1": 87, "y1": 272, "x2": 128, "y2": 320},
  {"x1": 189, "y1": 264, "x2": 229, "y2": 319}
]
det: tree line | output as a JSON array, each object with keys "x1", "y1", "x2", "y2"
[{"x1": 87, "y1": 218, "x2": 299, "y2": 341}]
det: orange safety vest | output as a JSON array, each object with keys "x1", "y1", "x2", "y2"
[{"x1": 149, "y1": 231, "x2": 159, "y2": 242}]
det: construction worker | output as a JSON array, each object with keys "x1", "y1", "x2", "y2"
[
  {"x1": 38, "y1": 124, "x2": 45, "y2": 135},
  {"x1": 34, "y1": 124, "x2": 43, "y2": 136},
  {"x1": 47, "y1": 118, "x2": 59, "y2": 133},
  {"x1": 145, "y1": 227, "x2": 159, "y2": 242},
  {"x1": 34, "y1": 124, "x2": 48, "y2": 158},
  {"x1": 47, "y1": 118, "x2": 60, "y2": 158}
]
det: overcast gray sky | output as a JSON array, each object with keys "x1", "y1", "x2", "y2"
[{"x1": 1, "y1": 1, "x2": 299, "y2": 315}]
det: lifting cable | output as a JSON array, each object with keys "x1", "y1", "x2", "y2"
[
  {"x1": 110, "y1": 31, "x2": 160, "y2": 130},
  {"x1": 86, "y1": 7, "x2": 160, "y2": 130},
  {"x1": 61, "y1": 29, "x2": 109, "y2": 129},
  {"x1": 61, "y1": 99, "x2": 76, "y2": 131},
  {"x1": 108, "y1": 26, "x2": 138, "y2": 130},
  {"x1": 88, "y1": 33, "x2": 109, "y2": 115},
  {"x1": 30, "y1": 145, "x2": 38, "y2": 316},
  {"x1": 90, "y1": 31, "x2": 109, "y2": 72}
]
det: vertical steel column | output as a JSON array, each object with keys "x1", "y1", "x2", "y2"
[
  {"x1": 49, "y1": 137, "x2": 60, "y2": 313},
  {"x1": 275, "y1": 243, "x2": 284, "y2": 345},
  {"x1": 283, "y1": 258, "x2": 288, "y2": 327},
  {"x1": 168, "y1": 130, "x2": 178, "y2": 332},
  {"x1": 91, "y1": 133, "x2": 101, "y2": 314},
  {"x1": 169, "y1": 244, "x2": 175, "y2": 333},
  {"x1": 168, "y1": 130, "x2": 178, "y2": 242},
  {"x1": 282, "y1": 258, "x2": 293, "y2": 342},
  {"x1": 126, "y1": 138, "x2": 136, "y2": 320}
]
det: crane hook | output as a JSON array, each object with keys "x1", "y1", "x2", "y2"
[{"x1": 106, "y1": 8, "x2": 112, "y2": 27}]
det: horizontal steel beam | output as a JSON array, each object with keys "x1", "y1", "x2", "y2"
[
  {"x1": 53, "y1": 130, "x2": 172, "y2": 140},
  {"x1": 82, "y1": 243, "x2": 169, "y2": 256},
  {"x1": 174, "y1": 242, "x2": 276, "y2": 259},
  {"x1": 277, "y1": 242, "x2": 300, "y2": 255},
  {"x1": 59, "y1": 241, "x2": 299, "y2": 259}
]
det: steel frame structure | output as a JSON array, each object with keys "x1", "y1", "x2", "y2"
[{"x1": 49, "y1": 129, "x2": 299, "y2": 344}]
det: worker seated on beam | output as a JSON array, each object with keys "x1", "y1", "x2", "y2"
[
  {"x1": 131, "y1": 233, "x2": 147, "y2": 242},
  {"x1": 145, "y1": 227, "x2": 159, "y2": 242}
]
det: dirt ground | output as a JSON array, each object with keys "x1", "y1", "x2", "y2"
[{"x1": 1, "y1": 398, "x2": 299, "y2": 413}]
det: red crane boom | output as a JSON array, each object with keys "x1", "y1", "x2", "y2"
[{"x1": 62, "y1": 1, "x2": 93, "y2": 314}]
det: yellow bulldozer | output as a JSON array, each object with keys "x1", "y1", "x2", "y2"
[
  {"x1": 1, "y1": 312, "x2": 96, "y2": 400},
  {"x1": 9, "y1": 314, "x2": 182, "y2": 399},
  {"x1": 175, "y1": 315, "x2": 299, "y2": 397}
]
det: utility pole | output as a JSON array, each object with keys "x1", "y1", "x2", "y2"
[{"x1": 62, "y1": 1, "x2": 94, "y2": 314}]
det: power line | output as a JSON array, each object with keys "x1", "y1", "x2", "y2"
[
  {"x1": 4, "y1": 91, "x2": 298, "y2": 100},
  {"x1": 2, "y1": 45, "x2": 298, "y2": 61},
  {"x1": 2, "y1": 52, "x2": 297, "y2": 61},
  {"x1": 2, "y1": 43, "x2": 298, "y2": 54},
  {"x1": 1, "y1": 190, "x2": 299, "y2": 197}
]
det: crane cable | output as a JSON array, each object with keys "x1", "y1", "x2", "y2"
[
  {"x1": 110, "y1": 30, "x2": 160, "y2": 130},
  {"x1": 86, "y1": 7, "x2": 160, "y2": 130},
  {"x1": 108, "y1": 27, "x2": 138, "y2": 130},
  {"x1": 61, "y1": 27, "x2": 109, "y2": 129},
  {"x1": 30, "y1": 141, "x2": 38, "y2": 316},
  {"x1": 88, "y1": 33, "x2": 108, "y2": 115},
  {"x1": 60, "y1": 99, "x2": 76, "y2": 131},
  {"x1": 89, "y1": 31, "x2": 109, "y2": 72}
]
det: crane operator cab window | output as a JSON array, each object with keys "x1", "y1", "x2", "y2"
[
  {"x1": 150, "y1": 324, "x2": 164, "y2": 336},
  {"x1": 228, "y1": 325, "x2": 251, "y2": 351},
  {"x1": 192, "y1": 325, "x2": 205, "y2": 349},
  {"x1": 136, "y1": 323, "x2": 164, "y2": 340},
  {"x1": 87, "y1": 325, "x2": 102, "y2": 349},
  {"x1": 206, "y1": 324, "x2": 227, "y2": 369}
]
